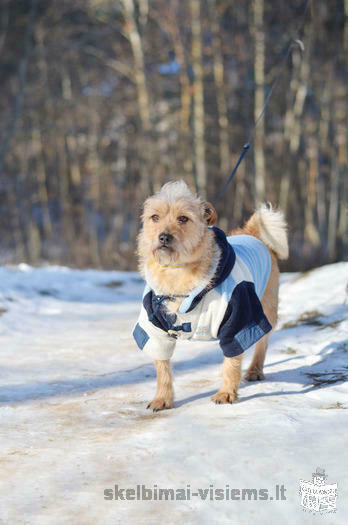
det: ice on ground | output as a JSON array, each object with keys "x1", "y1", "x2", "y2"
[{"x1": 0, "y1": 262, "x2": 347, "y2": 524}]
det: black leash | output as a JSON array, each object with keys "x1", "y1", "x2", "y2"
[
  {"x1": 214, "y1": 0, "x2": 310, "y2": 205},
  {"x1": 214, "y1": 143, "x2": 250, "y2": 204}
]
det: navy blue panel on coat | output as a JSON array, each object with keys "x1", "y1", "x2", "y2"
[
  {"x1": 143, "y1": 291, "x2": 177, "y2": 332},
  {"x1": 217, "y1": 281, "x2": 272, "y2": 357}
]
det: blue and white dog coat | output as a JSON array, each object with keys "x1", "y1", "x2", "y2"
[{"x1": 133, "y1": 227, "x2": 272, "y2": 360}]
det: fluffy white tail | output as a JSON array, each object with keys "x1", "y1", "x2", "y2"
[{"x1": 255, "y1": 204, "x2": 289, "y2": 260}]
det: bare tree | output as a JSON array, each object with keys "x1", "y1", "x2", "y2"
[
  {"x1": 252, "y1": 0, "x2": 266, "y2": 204},
  {"x1": 190, "y1": 0, "x2": 207, "y2": 197},
  {"x1": 209, "y1": 0, "x2": 230, "y2": 178},
  {"x1": 0, "y1": 0, "x2": 39, "y2": 173}
]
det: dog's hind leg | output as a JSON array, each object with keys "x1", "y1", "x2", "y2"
[
  {"x1": 244, "y1": 333, "x2": 270, "y2": 381},
  {"x1": 147, "y1": 360, "x2": 174, "y2": 412},
  {"x1": 211, "y1": 354, "x2": 242, "y2": 404},
  {"x1": 245, "y1": 255, "x2": 279, "y2": 381}
]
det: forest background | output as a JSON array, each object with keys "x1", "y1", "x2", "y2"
[{"x1": 0, "y1": 0, "x2": 346, "y2": 271}]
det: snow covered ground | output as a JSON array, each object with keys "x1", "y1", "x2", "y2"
[{"x1": 0, "y1": 262, "x2": 347, "y2": 525}]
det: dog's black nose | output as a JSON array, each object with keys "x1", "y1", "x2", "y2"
[{"x1": 159, "y1": 232, "x2": 173, "y2": 245}]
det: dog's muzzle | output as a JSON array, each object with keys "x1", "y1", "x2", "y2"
[{"x1": 158, "y1": 232, "x2": 173, "y2": 247}]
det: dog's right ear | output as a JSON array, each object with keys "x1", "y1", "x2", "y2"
[{"x1": 202, "y1": 202, "x2": 217, "y2": 225}]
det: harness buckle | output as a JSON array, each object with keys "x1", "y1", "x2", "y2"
[{"x1": 167, "y1": 322, "x2": 192, "y2": 338}]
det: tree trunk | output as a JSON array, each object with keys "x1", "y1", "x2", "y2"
[
  {"x1": 0, "y1": 0, "x2": 39, "y2": 173},
  {"x1": 190, "y1": 0, "x2": 207, "y2": 197},
  {"x1": 252, "y1": 0, "x2": 266, "y2": 204},
  {"x1": 31, "y1": 126, "x2": 53, "y2": 241},
  {"x1": 121, "y1": 0, "x2": 151, "y2": 131},
  {"x1": 280, "y1": 23, "x2": 313, "y2": 213},
  {"x1": 157, "y1": 2, "x2": 195, "y2": 188},
  {"x1": 210, "y1": 0, "x2": 230, "y2": 178},
  {"x1": 121, "y1": 0, "x2": 153, "y2": 196},
  {"x1": 304, "y1": 135, "x2": 320, "y2": 249},
  {"x1": 335, "y1": 80, "x2": 348, "y2": 260}
]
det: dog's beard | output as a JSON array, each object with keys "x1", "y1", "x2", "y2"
[{"x1": 153, "y1": 244, "x2": 178, "y2": 264}]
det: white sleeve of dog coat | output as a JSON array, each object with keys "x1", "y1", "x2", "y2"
[{"x1": 133, "y1": 306, "x2": 176, "y2": 360}]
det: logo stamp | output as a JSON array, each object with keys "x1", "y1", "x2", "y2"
[{"x1": 299, "y1": 468, "x2": 337, "y2": 514}]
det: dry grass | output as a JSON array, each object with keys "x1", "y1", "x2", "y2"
[
  {"x1": 280, "y1": 347, "x2": 297, "y2": 355},
  {"x1": 321, "y1": 402, "x2": 346, "y2": 410},
  {"x1": 282, "y1": 310, "x2": 325, "y2": 329}
]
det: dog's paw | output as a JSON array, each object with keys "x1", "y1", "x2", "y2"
[
  {"x1": 211, "y1": 390, "x2": 238, "y2": 405},
  {"x1": 147, "y1": 398, "x2": 174, "y2": 412},
  {"x1": 244, "y1": 368, "x2": 265, "y2": 381}
]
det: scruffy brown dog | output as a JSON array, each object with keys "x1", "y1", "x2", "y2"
[{"x1": 134, "y1": 181, "x2": 288, "y2": 411}]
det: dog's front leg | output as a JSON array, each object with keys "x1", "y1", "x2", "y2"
[
  {"x1": 147, "y1": 359, "x2": 174, "y2": 412},
  {"x1": 211, "y1": 355, "x2": 242, "y2": 404}
]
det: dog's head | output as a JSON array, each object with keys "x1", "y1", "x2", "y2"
[{"x1": 138, "y1": 181, "x2": 217, "y2": 266}]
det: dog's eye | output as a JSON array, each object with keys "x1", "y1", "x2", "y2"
[
  {"x1": 150, "y1": 214, "x2": 160, "y2": 222},
  {"x1": 178, "y1": 216, "x2": 189, "y2": 224}
]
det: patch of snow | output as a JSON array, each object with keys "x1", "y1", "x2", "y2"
[{"x1": 0, "y1": 262, "x2": 347, "y2": 524}]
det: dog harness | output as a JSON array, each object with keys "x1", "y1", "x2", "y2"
[{"x1": 133, "y1": 227, "x2": 272, "y2": 360}]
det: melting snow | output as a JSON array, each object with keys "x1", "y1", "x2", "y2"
[{"x1": 0, "y1": 262, "x2": 347, "y2": 524}]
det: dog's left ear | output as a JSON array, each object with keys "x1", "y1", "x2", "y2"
[{"x1": 202, "y1": 202, "x2": 217, "y2": 225}]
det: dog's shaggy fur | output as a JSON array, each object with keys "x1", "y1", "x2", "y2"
[{"x1": 137, "y1": 180, "x2": 288, "y2": 411}]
